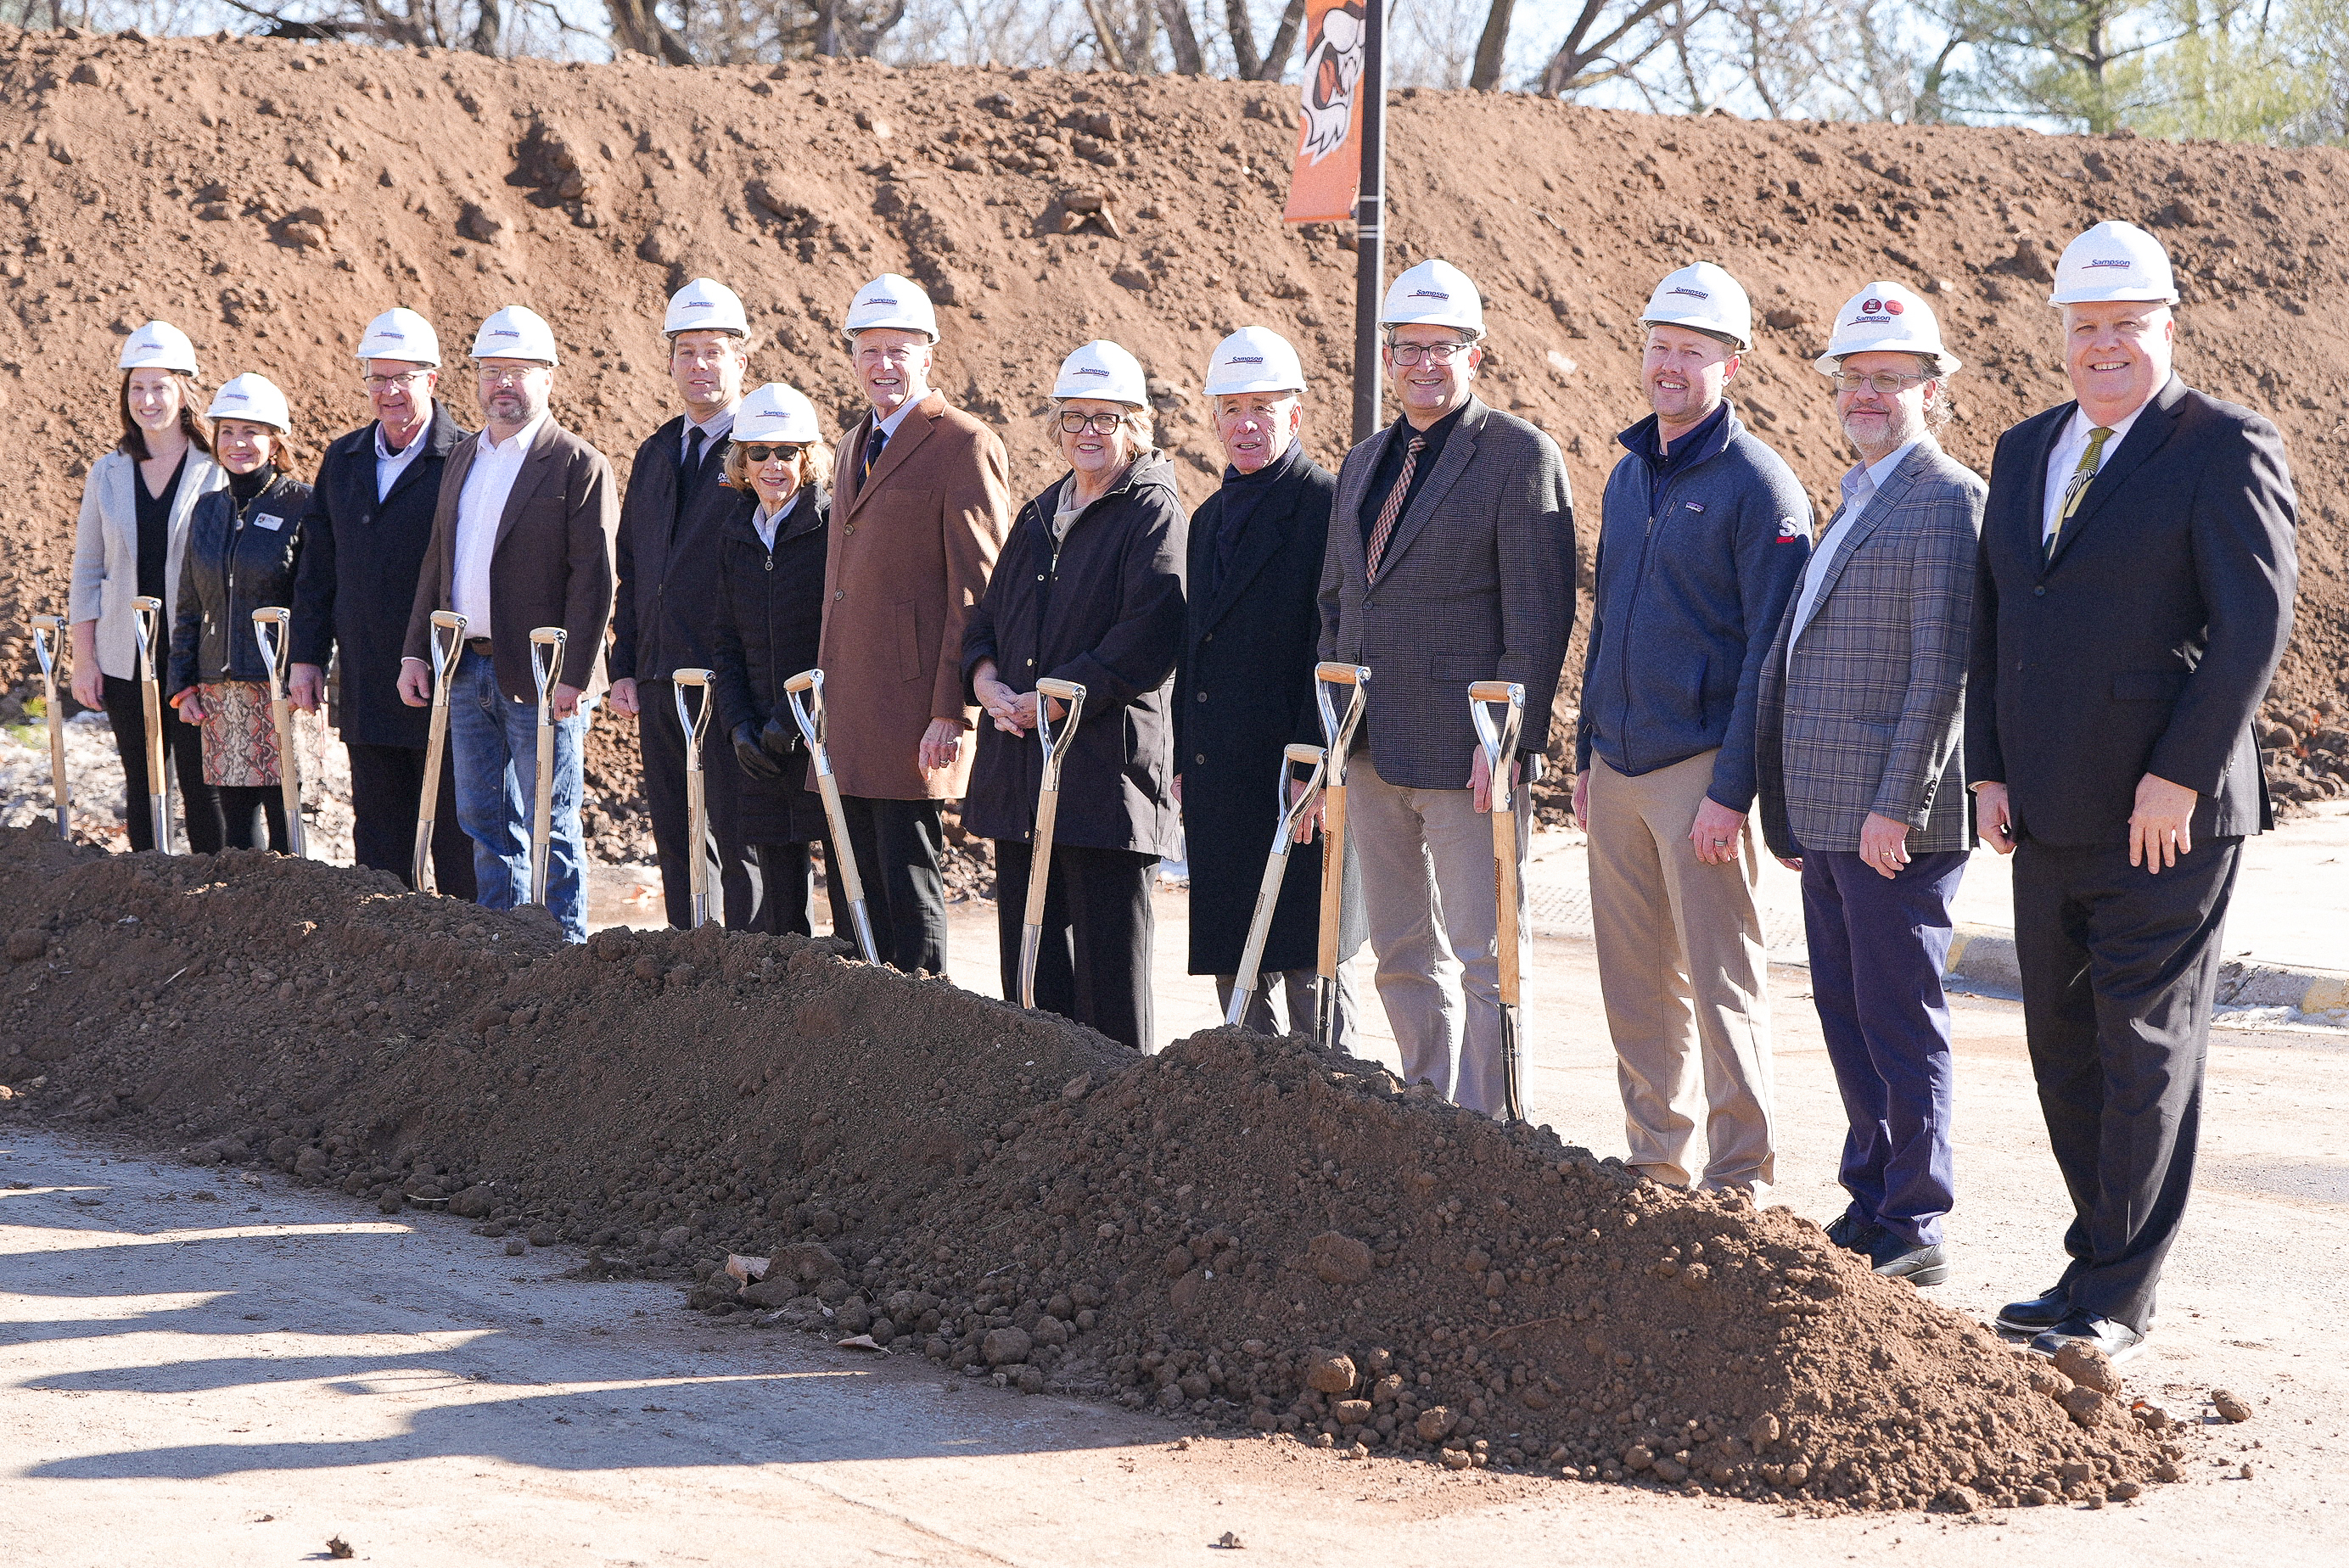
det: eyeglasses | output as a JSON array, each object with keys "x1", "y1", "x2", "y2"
[
  {"x1": 1830, "y1": 371, "x2": 1931, "y2": 395},
  {"x1": 362, "y1": 371, "x2": 431, "y2": 391},
  {"x1": 1388, "y1": 339, "x2": 1473, "y2": 367},
  {"x1": 736, "y1": 444, "x2": 806, "y2": 464},
  {"x1": 476, "y1": 367, "x2": 541, "y2": 387},
  {"x1": 1057, "y1": 412, "x2": 1130, "y2": 435}
]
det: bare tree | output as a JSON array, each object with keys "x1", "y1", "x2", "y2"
[
  {"x1": 1536, "y1": 0, "x2": 1702, "y2": 96},
  {"x1": 1469, "y1": 0, "x2": 1515, "y2": 88},
  {"x1": 1227, "y1": 0, "x2": 1308, "y2": 77},
  {"x1": 1155, "y1": 0, "x2": 1205, "y2": 70}
]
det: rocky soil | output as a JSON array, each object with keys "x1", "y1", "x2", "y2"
[
  {"x1": 0, "y1": 826, "x2": 2195, "y2": 1509},
  {"x1": 0, "y1": 27, "x2": 2341, "y2": 824}
]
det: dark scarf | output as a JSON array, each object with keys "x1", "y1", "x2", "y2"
[{"x1": 1208, "y1": 440, "x2": 1303, "y2": 602}]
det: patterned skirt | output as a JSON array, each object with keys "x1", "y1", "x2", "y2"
[{"x1": 197, "y1": 680, "x2": 282, "y2": 787}]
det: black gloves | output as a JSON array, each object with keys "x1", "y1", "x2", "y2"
[
  {"x1": 732, "y1": 721, "x2": 783, "y2": 780},
  {"x1": 732, "y1": 716, "x2": 803, "y2": 781}
]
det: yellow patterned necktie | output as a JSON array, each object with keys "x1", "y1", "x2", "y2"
[{"x1": 2047, "y1": 425, "x2": 2113, "y2": 560}]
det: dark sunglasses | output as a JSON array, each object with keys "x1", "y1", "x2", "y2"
[{"x1": 735, "y1": 443, "x2": 807, "y2": 463}]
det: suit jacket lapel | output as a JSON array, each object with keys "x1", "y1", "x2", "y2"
[
  {"x1": 379, "y1": 407, "x2": 455, "y2": 511},
  {"x1": 1201, "y1": 473, "x2": 1300, "y2": 631},
  {"x1": 1372, "y1": 398, "x2": 1484, "y2": 581},
  {"x1": 1793, "y1": 446, "x2": 1931, "y2": 651},
  {"x1": 492, "y1": 419, "x2": 561, "y2": 552},
  {"x1": 1331, "y1": 424, "x2": 1390, "y2": 584},
  {"x1": 844, "y1": 392, "x2": 942, "y2": 520},
  {"x1": 2048, "y1": 377, "x2": 2188, "y2": 568}
]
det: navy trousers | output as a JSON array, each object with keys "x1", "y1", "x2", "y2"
[{"x1": 1801, "y1": 846, "x2": 1968, "y2": 1248}]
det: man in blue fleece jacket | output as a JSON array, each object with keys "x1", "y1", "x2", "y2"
[{"x1": 1573, "y1": 262, "x2": 1812, "y2": 1196}]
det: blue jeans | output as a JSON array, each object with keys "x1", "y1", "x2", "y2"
[
  {"x1": 1800, "y1": 846, "x2": 1968, "y2": 1248},
  {"x1": 448, "y1": 648, "x2": 590, "y2": 943}
]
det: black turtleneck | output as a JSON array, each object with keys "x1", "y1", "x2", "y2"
[
  {"x1": 227, "y1": 467, "x2": 270, "y2": 503},
  {"x1": 1208, "y1": 440, "x2": 1303, "y2": 602}
]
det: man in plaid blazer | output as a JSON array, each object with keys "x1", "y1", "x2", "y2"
[{"x1": 1757, "y1": 282, "x2": 1983, "y2": 1287}]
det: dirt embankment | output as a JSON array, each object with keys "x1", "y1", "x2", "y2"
[
  {"x1": 0, "y1": 29, "x2": 2343, "y2": 813},
  {"x1": 0, "y1": 826, "x2": 2196, "y2": 1509}
]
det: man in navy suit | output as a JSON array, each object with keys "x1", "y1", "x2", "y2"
[{"x1": 1967, "y1": 221, "x2": 2297, "y2": 1362}]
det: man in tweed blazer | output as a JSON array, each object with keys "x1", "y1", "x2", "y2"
[
  {"x1": 1757, "y1": 282, "x2": 1983, "y2": 1286},
  {"x1": 1317, "y1": 260, "x2": 1575, "y2": 1114}
]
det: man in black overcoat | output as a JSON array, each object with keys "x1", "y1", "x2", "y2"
[
  {"x1": 1176, "y1": 328, "x2": 1361, "y2": 1045},
  {"x1": 290, "y1": 307, "x2": 475, "y2": 897},
  {"x1": 1968, "y1": 221, "x2": 2297, "y2": 1362}
]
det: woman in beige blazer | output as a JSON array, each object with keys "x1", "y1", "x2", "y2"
[
  {"x1": 67, "y1": 320, "x2": 228, "y2": 852},
  {"x1": 816, "y1": 275, "x2": 1012, "y2": 973}
]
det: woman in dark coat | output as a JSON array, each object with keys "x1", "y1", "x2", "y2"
[
  {"x1": 963, "y1": 341, "x2": 1187, "y2": 1053},
  {"x1": 165, "y1": 373, "x2": 312, "y2": 853},
  {"x1": 708, "y1": 382, "x2": 851, "y2": 938},
  {"x1": 1175, "y1": 327, "x2": 1363, "y2": 1045}
]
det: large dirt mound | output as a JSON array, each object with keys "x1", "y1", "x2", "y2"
[
  {"x1": 0, "y1": 29, "x2": 2343, "y2": 787},
  {"x1": 0, "y1": 825, "x2": 2187, "y2": 1509}
]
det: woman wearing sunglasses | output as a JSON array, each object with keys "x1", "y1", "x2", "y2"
[
  {"x1": 708, "y1": 382, "x2": 853, "y2": 937},
  {"x1": 961, "y1": 341, "x2": 1186, "y2": 1052}
]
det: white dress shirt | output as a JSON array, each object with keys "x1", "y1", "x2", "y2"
[
  {"x1": 683, "y1": 406, "x2": 735, "y2": 465},
  {"x1": 375, "y1": 418, "x2": 430, "y2": 501},
  {"x1": 451, "y1": 412, "x2": 547, "y2": 639},
  {"x1": 753, "y1": 489, "x2": 800, "y2": 552},
  {"x1": 1786, "y1": 437, "x2": 1924, "y2": 668},
  {"x1": 2040, "y1": 392, "x2": 2155, "y2": 544}
]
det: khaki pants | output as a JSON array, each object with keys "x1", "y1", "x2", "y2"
[
  {"x1": 1587, "y1": 749, "x2": 1774, "y2": 1190},
  {"x1": 1348, "y1": 756, "x2": 1531, "y2": 1116}
]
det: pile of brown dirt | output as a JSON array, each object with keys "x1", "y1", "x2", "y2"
[
  {"x1": 0, "y1": 825, "x2": 2189, "y2": 1509},
  {"x1": 0, "y1": 28, "x2": 2342, "y2": 820}
]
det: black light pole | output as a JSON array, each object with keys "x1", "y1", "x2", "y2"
[{"x1": 1350, "y1": 0, "x2": 1389, "y2": 445}]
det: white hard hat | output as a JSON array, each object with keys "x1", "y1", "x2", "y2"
[
  {"x1": 205, "y1": 372, "x2": 292, "y2": 431},
  {"x1": 469, "y1": 304, "x2": 560, "y2": 366},
  {"x1": 732, "y1": 381, "x2": 821, "y2": 445},
  {"x1": 1814, "y1": 281, "x2": 1960, "y2": 378},
  {"x1": 664, "y1": 277, "x2": 749, "y2": 337},
  {"x1": 1051, "y1": 339, "x2": 1149, "y2": 407},
  {"x1": 2049, "y1": 220, "x2": 2178, "y2": 306},
  {"x1": 1641, "y1": 262, "x2": 1753, "y2": 350},
  {"x1": 119, "y1": 319, "x2": 199, "y2": 375},
  {"x1": 843, "y1": 273, "x2": 939, "y2": 342},
  {"x1": 1380, "y1": 259, "x2": 1484, "y2": 337},
  {"x1": 353, "y1": 307, "x2": 441, "y2": 367},
  {"x1": 1203, "y1": 326, "x2": 1307, "y2": 398}
]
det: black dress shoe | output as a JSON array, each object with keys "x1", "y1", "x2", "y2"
[
  {"x1": 1824, "y1": 1210, "x2": 1883, "y2": 1254},
  {"x1": 1995, "y1": 1285, "x2": 2070, "y2": 1336},
  {"x1": 1866, "y1": 1234, "x2": 1950, "y2": 1286},
  {"x1": 2031, "y1": 1312, "x2": 2146, "y2": 1364}
]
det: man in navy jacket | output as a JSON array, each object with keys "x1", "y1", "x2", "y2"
[
  {"x1": 290, "y1": 308, "x2": 475, "y2": 898},
  {"x1": 1575, "y1": 263, "x2": 1811, "y2": 1196},
  {"x1": 1968, "y1": 222, "x2": 2296, "y2": 1362}
]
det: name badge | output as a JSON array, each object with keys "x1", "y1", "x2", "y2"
[{"x1": 253, "y1": 512, "x2": 286, "y2": 531}]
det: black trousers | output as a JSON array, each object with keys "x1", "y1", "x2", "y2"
[
  {"x1": 101, "y1": 673, "x2": 222, "y2": 853},
  {"x1": 744, "y1": 840, "x2": 855, "y2": 938},
  {"x1": 215, "y1": 785, "x2": 290, "y2": 853},
  {"x1": 641, "y1": 679, "x2": 757, "y2": 930},
  {"x1": 837, "y1": 794, "x2": 950, "y2": 974},
  {"x1": 2012, "y1": 834, "x2": 2241, "y2": 1333},
  {"x1": 348, "y1": 741, "x2": 478, "y2": 900},
  {"x1": 993, "y1": 839, "x2": 1156, "y2": 1053}
]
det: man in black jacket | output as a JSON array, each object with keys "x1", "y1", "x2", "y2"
[
  {"x1": 607, "y1": 278, "x2": 758, "y2": 928},
  {"x1": 290, "y1": 308, "x2": 474, "y2": 897},
  {"x1": 1969, "y1": 221, "x2": 2297, "y2": 1362},
  {"x1": 1176, "y1": 327, "x2": 1358, "y2": 1044}
]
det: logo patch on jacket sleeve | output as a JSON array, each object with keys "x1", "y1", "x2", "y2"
[{"x1": 1775, "y1": 516, "x2": 1802, "y2": 540}]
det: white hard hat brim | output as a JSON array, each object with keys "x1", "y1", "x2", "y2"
[
  {"x1": 2048, "y1": 283, "x2": 2180, "y2": 306},
  {"x1": 1641, "y1": 310, "x2": 1752, "y2": 350},
  {"x1": 1815, "y1": 346, "x2": 1962, "y2": 377}
]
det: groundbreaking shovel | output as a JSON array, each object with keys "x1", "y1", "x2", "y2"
[
  {"x1": 1017, "y1": 676, "x2": 1088, "y2": 1011},
  {"x1": 1311, "y1": 662, "x2": 1371, "y2": 1051},
  {"x1": 30, "y1": 614, "x2": 70, "y2": 841},
  {"x1": 412, "y1": 610, "x2": 466, "y2": 893},
  {"x1": 1468, "y1": 680, "x2": 1528, "y2": 1123},
  {"x1": 251, "y1": 607, "x2": 307, "y2": 859},
  {"x1": 131, "y1": 594, "x2": 176, "y2": 854},
  {"x1": 1225, "y1": 742, "x2": 1328, "y2": 1030},
  {"x1": 782, "y1": 667, "x2": 881, "y2": 964},
  {"x1": 670, "y1": 668, "x2": 716, "y2": 931},
  {"x1": 526, "y1": 626, "x2": 567, "y2": 907}
]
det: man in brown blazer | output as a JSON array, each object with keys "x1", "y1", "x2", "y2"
[
  {"x1": 819, "y1": 274, "x2": 1011, "y2": 973},
  {"x1": 398, "y1": 305, "x2": 619, "y2": 943}
]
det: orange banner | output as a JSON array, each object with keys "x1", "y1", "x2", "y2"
[{"x1": 1283, "y1": 0, "x2": 1368, "y2": 225}]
